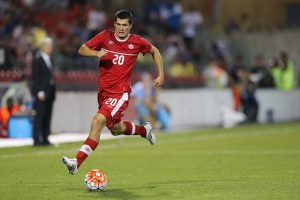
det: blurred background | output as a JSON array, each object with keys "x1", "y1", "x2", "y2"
[{"x1": 0, "y1": 0, "x2": 300, "y2": 139}]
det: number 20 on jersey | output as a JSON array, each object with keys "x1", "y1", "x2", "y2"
[{"x1": 112, "y1": 54, "x2": 124, "y2": 65}]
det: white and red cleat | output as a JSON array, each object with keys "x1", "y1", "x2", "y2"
[
  {"x1": 62, "y1": 156, "x2": 78, "y2": 175},
  {"x1": 144, "y1": 122, "x2": 156, "y2": 145}
]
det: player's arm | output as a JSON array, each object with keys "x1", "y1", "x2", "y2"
[
  {"x1": 149, "y1": 45, "x2": 164, "y2": 87},
  {"x1": 78, "y1": 44, "x2": 107, "y2": 58}
]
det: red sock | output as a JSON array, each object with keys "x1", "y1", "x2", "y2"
[
  {"x1": 123, "y1": 121, "x2": 147, "y2": 137},
  {"x1": 76, "y1": 137, "x2": 98, "y2": 168}
]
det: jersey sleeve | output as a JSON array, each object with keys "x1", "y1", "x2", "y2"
[
  {"x1": 85, "y1": 31, "x2": 107, "y2": 50},
  {"x1": 139, "y1": 37, "x2": 152, "y2": 54}
]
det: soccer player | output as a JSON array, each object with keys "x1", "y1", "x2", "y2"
[{"x1": 62, "y1": 10, "x2": 164, "y2": 175}]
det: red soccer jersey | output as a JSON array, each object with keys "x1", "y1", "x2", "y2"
[{"x1": 85, "y1": 30, "x2": 152, "y2": 93}]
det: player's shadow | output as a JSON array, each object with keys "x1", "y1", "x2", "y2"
[
  {"x1": 152, "y1": 179, "x2": 202, "y2": 185},
  {"x1": 95, "y1": 188, "x2": 141, "y2": 199}
]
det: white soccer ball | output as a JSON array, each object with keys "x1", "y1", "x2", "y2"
[{"x1": 84, "y1": 169, "x2": 108, "y2": 191}]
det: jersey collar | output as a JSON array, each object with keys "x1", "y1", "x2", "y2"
[{"x1": 114, "y1": 32, "x2": 131, "y2": 42}]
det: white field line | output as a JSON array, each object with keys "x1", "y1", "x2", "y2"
[
  {"x1": 0, "y1": 128, "x2": 297, "y2": 159},
  {"x1": 0, "y1": 143, "x2": 121, "y2": 159},
  {"x1": 0, "y1": 132, "x2": 121, "y2": 148}
]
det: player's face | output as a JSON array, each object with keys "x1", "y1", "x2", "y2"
[
  {"x1": 114, "y1": 18, "x2": 132, "y2": 39},
  {"x1": 42, "y1": 41, "x2": 53, "y2": 55}
]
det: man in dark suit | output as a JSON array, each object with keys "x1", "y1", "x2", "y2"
[{"x1": 31, "y1": 37, "x2": 56, "y2": 146}]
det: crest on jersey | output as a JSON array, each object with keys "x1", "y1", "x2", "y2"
[{"x1": 128, "y1": 44, "x2": 134, "y2": 49}]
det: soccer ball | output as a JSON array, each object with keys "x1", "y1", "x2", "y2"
[{"x1": 84, "y1": 169, "x2": 108, "y2": 191}]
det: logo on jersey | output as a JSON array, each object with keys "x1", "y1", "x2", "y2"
[
  {"x1": 128, "y1": 44, "x2": 134, "y2": 49},
  {"x1": 108, "y1": 40, "x2": 114, "y2": 45}
]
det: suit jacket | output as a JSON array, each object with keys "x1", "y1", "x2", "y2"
[{"x1": 31, "y1": 56, "x2": 56, "y2": 101}]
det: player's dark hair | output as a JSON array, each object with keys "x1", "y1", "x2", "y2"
[{"x1": 114, "y1": 10, "x2": 133, "y2": 24}]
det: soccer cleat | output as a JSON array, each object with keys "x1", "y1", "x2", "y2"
[
  {"x1": 144, "y1": 122, "x2": 156, "y2": 145},
  {"x1": 62, "y1": 156, "x2": 78, "y2": 175}
]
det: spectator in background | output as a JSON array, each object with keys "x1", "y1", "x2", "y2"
[
  {"x1": 11, "y1": 23, "x2": 34, "y2": 71},
  {"x1": 155, "y1": 99, "x2": 171, "y2": 131},
  {"x1": 181, "y1": 5, "x2": 203, "y2": 49},
  {"x1": 160, "y1": 0, "x2": 183, "y2": 33},
  {"x1": 86, "y1": 3, "x2": 107, "y2": 38},
  {"x1": 210, "y1": 39, "x2": 231, "y2": 68},
  {"x1": 143, "y1": 0, "x2": 161, "y2": 29},
  {"x1": 238, "y1": 68, "x2": 259, "y2": 123},
  {"x1": 31, "y1": 37, "x2": 56, "y2": 146},
  {"x1": 272, "y1": 52, "x2": 295, "y2": 91},
  {"x1": 250, "y1": 55, "x2": 274, "y2": 88},
  {"x1": 0, "y1": 97, "x2": 20, "y2": 138},
  {"x1": 0, "y1": 37, "x2": 12, "y2": 70},
  {"x1": 132, "y1": 72, "x2": 171, "y2": 131},
  {"x1": 230, "y1": 55, "x2": 244, "y2": 83},
  {"x1": 169, "y1": 56, "x2": 196, "y2": 78},
  {"x1": 1, "y1": 75, "x2": 32, "y2": 112},
  {"x1": 225, "y1": 17, "x2": 240, "y2": 35},
  {"x1": 229, "y1": 55, "x2": 245, "y2": 111},
  {"x1": 31, "y1": 23, "x2": 48, "y2": 49},
  {"x1": 132, "y1": 72, "x2": 157, "y2": 126},
  {"x1": 203, "y1": 58, "x2": 228, "y2": 88},
  {"x1": 163, "y1": 33, "x2": 186, "y2": 66}
]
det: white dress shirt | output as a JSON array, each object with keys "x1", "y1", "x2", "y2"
[{"x1": 41, "y1": 52, "x2": 52, "y2": 68}]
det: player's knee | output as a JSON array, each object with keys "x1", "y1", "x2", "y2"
[
  {"x1": 110, "y1": 129, "x2": 120, "y2": 136},
  {"x1": 92, "y1": 114, "x2": 106, "y2": 126},
  {"x1": 110, "y1": 131, "x2": 118, "y2": 136},
  {"x1": 109, "y1": 127, "x2": 122, "y2": 136}
]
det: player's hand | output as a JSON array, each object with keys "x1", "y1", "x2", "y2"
[
  {"x1": 96, "y1": 50, "x2": 108, "y2": 58},
  {"x1": 154, "y1": 75, "x2": 164, "y2": 87},
  {"x1": 37, "y1": 91, "x2": 46, "y2": 101}
]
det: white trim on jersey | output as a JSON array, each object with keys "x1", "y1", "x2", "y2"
[
  {"x1": 101, "y1": 48, "x2": 138, "y2": 56},
  {"x1": 114, "y1": 33, "x2": 131, "y2": 42},
  {"x1": 79, "y1": 144, "x2": 93, "y2": 156},
  {"x1": 111, "y1": 93, "x2": 129, "y2": 117}
]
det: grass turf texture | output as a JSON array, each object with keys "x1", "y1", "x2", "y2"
[{"x1": 0, "y1": 122, "x2": 300, "y2": 200}]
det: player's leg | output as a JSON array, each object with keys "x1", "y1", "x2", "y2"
[
  {"x1": 62, "y1": 113, "x2": 107, "y2": 175},
  {"x1": 76, "y1": 113, "x2": 106, "y2": 165},
  {"x1": 107, "y1": 92, "x2": 156, "y2": 145},
  {"x1": 42, "y1": 99, "x2": 53, "y2": 145},
  {"x1": 33, "y1": 100, "x2": 46, "y2": 145},
  {"x1": 109, "y1": 120, "x2": 156, "y2": 145}
]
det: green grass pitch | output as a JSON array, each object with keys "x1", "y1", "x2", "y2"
[{"x1": 0, "y1": 122, "x2": 300, "y2": 200}]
